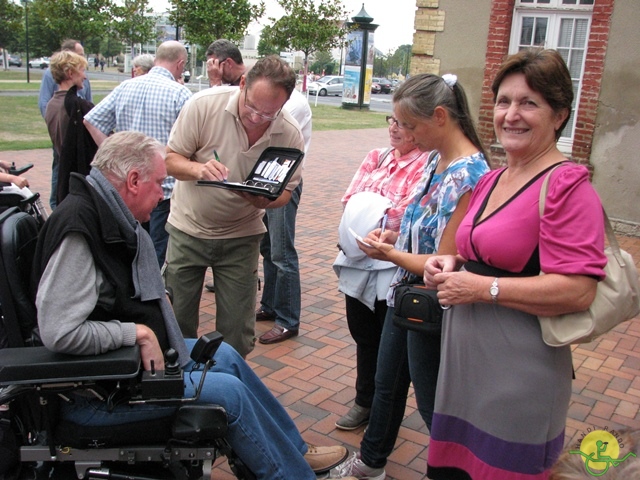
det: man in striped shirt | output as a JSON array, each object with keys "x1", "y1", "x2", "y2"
[{"x1": 84, "y1": 41, "x2": 192, "y2": 266}]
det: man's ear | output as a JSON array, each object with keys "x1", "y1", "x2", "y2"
[{"x1": 126, "y1": 169, "x2": 141, "y2": 194}]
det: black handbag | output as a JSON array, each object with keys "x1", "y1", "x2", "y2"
[
  {"x1": 393, "y1": 283, "x2": 443, "y2": 335},
  {"x1": 392, "y1": 152, "x2": 444, "y2": 336}
]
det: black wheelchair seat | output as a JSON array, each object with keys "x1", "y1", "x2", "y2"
[{"x1": 0, "y1": 207, "x2": 255, "y2": 479}]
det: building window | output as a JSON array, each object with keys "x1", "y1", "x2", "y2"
[
  {"x1": 510, "y1": 2, "x2": 592, "y2": 150},
  {"x1": 518, "y1": 0, "x2": 593, "y2": 7}
]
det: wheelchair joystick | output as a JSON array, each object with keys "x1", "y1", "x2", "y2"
[
  {"x1": 164, "y1": 348, "x2": 181, "y2": 376},
  {"x1": 137, "y1": 348, "x2": 185, "y2": 400}
]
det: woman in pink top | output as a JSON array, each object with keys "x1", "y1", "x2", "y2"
[
  {"x1": 333, "y1": 118, "x2": 430, "y2": 430},
  {"x1": 424, "y1": 49, "x2": 607, "y2": 480}
]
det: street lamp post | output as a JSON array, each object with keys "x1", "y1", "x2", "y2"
[{"x1": 21, "y1": 0, "x2": 31, "y2": 83}]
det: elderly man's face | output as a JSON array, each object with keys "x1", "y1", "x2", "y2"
[{"x1": 128, "y1": 152, "x2": 166, "y2": 223}]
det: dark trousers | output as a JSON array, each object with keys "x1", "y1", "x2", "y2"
[
  {"x1": 142, "y1": 198, "x2": 170, "y2": 267},
  {"x1": 345, "y1": 294, "x2": 387, "y2": 408},
  {"x1": 360, "y1": 306, "x2": 441, "y2": 469}
]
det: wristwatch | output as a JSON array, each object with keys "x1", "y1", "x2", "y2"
[{"x1": 490, "y1": 277, "x2": 499, "y2": 303}]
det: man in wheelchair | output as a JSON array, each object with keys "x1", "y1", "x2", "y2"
[{"x1": 2, "y1": 131, "x2": 352, "y2": 479}]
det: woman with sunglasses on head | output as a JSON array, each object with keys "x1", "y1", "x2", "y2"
[
  {"x1": 330, "y1": 73, "x2": 489, "y2": 480},
  {"x1": 333, "y1": 116, "x2": 430, "y2": 431}
]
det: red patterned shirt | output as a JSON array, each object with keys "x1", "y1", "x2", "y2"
[{"x1": 342, "y1": 147, "x2": 431, "y2": 231}]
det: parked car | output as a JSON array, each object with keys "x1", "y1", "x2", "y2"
[
  {"x1": 8, "y1": 55, "x2": 22, "y2": 67},
  {"x1": 28, "y1": 57, "x2": 50, "y2": 69},
  {"x1": 372, "y1": 77, "x2": 393, "y2": 94},
  {"x1": 307, "y1": 75, "x2": 344, "y2": 96},
  {"x1": 371, "y1": 81, "x2": 381, "y2": 94}
]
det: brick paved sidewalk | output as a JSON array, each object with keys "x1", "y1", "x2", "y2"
[{"x1": 3, "y1": 129, "x2": 640, "y2": 479}]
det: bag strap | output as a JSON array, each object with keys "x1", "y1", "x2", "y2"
[
  {"x1": 539, "y1": 164, "x2": 625, "y2": 267},
  {"x1": 376, "y1": 147, "x2": 394, "y2": 169},
  {"x1": 407, "y1": 150, "x2": 439, "y2": 255}
]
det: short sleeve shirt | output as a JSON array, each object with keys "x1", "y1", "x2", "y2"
[
  {"x1": 456, "y1": 163, "x2": 607, "y2": 279},
  {"x1": 167, "y1": 87, "x2": 305, "y2": 240}
]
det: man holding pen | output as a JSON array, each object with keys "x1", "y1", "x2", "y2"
[{"x1": 164, "y1": 56, "x2": 304, "y2": 358}]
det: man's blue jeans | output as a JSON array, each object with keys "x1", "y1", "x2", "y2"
[
  {"x1": 149, "y1": 198, "x2": 170, "y2": 266},
  {"x1": 61, "y1": 340, "x2": 317, "y2": 479},
  {"x1": 359, "y1": 306, "x2": 440, "y2": 469},
  {"x1": 259, "y1": 182, "x2": 302, "y2": 331},
  {"x1": 49, "y1": 148, "x2": 59, "y2": 210}
]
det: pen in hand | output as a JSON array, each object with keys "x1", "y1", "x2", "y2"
[
  {"x1": 213, "y1": 150, "x2": 227, "y2": 183},
  {"x1": 380, "y1": 213, "x2": 388, "y2": 233}
]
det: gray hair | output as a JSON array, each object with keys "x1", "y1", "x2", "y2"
[
  {"x1": 132, "y1": 54, "x2": 155, "y2": 74},
  {"x1": 91, "y1": 132, "x2": 165, "y2": 186}
]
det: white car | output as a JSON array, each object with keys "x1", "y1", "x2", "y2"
[
  {"x1": 28, "y1": 57, "x2": 50, "y2": 69},
  {"x1": 307, "y1": 75, "x2": 344, "y2": 96}
]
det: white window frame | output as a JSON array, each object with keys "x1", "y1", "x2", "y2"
[
  {"x1": 510, "y1": 4, "x2": 593, "y2": 152},
  {"x1": 516, "y1": 0, "x2": 594, "y2": 10}
]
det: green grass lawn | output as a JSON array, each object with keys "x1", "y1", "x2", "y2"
[
  {"x1": 0, "y1": 94, "x2": 107, "y2": 151},
  {"x1": 0, "y1": 69, "x2": 386, "y2": 151}
]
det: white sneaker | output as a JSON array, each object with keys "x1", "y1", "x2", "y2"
[{"x1": 327, "y1": 452, "x2": 386, "y2": 480}]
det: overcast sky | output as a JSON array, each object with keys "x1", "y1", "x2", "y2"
[{"x1": 148, "y1": 0, "x2": 416, "y2": 54}]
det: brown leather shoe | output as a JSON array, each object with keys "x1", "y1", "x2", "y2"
[
  {"x1": 258, "y1": 324, "x2": 298, "y2": 344},
  {"x1": 304, "y1": 444, "x2": 349, "y2": 474},
  {"x1": 255, "y1": 308, "x2": 276, "y2": 322}
]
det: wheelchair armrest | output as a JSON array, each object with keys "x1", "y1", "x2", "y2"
[
  {"x1": 8, "y1": 163, "x2": 34, "y2": 176},
  {"x1": 0, "y1": 345, "x2": 141, "y2": 386}
]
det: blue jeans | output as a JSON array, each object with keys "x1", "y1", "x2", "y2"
[
  {"x1": 49, "y1": 148, "x2": 59, "y2": 210},
  {"x1": 259, "y1": 182, "x2": 302, "y2": 331},
  {"x1": 61, "y1": 341, "x2": 316, "y2": 480},
  {"x1": 407, "y1": 328, "x2": 441, "y2": 433},
  {"x1": 359, "y1": 306, "x2": 440, "y2": 468},
  {"x1": 150, "y1": 198, "x2": 170, "y2": 267},
  {"x1": 360, "y1": 307, "x2": 411, "y2": 468}
]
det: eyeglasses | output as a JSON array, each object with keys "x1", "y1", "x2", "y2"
[
  {"x1": 244, "y1": 90, "x2": 282, "y2": 121},
  {"x1": 386, "y1": 115, "x2": 414, "y2": 130}
]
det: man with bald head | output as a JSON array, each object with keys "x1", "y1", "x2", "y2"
[{"x1": 84, "y1": 40, "x2": 192, "y2": 266}]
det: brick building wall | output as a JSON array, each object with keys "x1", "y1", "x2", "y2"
[{"x1": 412, "y1": 0, "x2": 614, "y2": 169}]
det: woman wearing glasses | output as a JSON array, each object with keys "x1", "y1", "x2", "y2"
[
  {"x1": 330, "y1": 74, "x2": 489, "y2": 480},
  {"x1": 333, "y1": 115, "x2": 430, "y2": 431}
]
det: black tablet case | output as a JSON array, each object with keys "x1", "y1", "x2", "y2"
[{"x1": 196, "y1": 147, "x2": 304, "y2": 200}]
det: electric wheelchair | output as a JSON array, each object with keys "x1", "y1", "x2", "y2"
[
  {"x1": 0, "y1": 163, "x2": 48, "y2": 228},
  {"x1": 0, "y1": 207, "x2": 256, "y2": 480}
]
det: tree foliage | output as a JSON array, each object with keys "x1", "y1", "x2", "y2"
[
  {"x1": 0, "y1": 0, "x2": 23, "y2": 53},
  {"x1": 261, "y1": 0, "x2": 350, "y2": 71},
  {"x1": 111, "y1": 0, "x2": 156, "y2": 49},
  {"x1": 256, "y1": 25, "x2": 279, "y2": 58},
  {"x1": 31, "y1": 0, "x2": 113, "y2": 48},
  {"x1": 309, "y1": 50, "x2": 335, "y2": 75},
  {"x1": 374, "y1": 44, "x2": 412, "y2": 78},
  {"x1": 168, "y1": 0, "x2": 265, "y2": 48}
]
